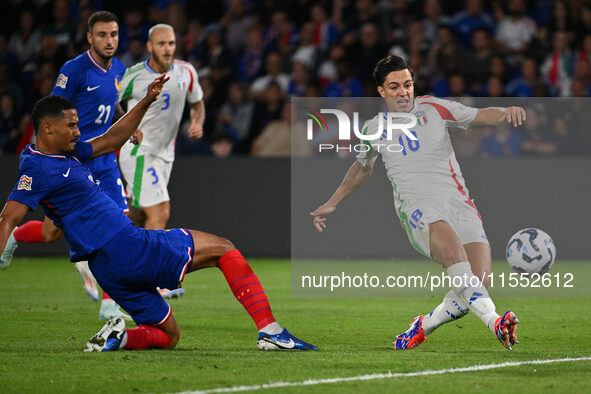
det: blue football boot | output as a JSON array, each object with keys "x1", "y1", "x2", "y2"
[{"x1": 257, "y1": 328, "x2": 318, "y2": 351}]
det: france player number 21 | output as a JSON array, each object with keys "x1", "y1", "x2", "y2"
[{"x1": 95, "y1": 104, "x2": 112, "y2": 124}]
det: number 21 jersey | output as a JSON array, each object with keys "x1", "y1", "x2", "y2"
[{"x1": 52, "y1": 50, "x2": 126, "y2": 171}]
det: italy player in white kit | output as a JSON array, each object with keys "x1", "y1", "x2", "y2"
[
  {"x1": 118, "y1": 24, "x2": 204, "y2": 231},
  {"x1": 311, "y1": 55, "x2": 526, "y2": 350}
]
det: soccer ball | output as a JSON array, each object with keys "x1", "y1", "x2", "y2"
[{"x1": 506, "y1": 228, "x2": 556, "y2": 275}]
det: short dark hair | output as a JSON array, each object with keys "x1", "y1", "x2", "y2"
[
  {"x1": 88, "y1": 11, "x2": 119, "y2": 33},
  {"x1": 373, "y1": 55, "x2": 414, "y2": 87},
  {"x1": 32, "y1": 96, "x2": 76, "y2": 135}
]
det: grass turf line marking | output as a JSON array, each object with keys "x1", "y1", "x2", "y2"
[{"x1": 176, "y1": 356, "x2": 591, "y2": 394}]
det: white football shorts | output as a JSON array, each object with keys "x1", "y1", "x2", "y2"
[
  {"x1": 396, "y1": 196, "x2": 489, "y2": 258},
  {"x1": 119, "y1": 151, "x2": 173, "y2": 208}
]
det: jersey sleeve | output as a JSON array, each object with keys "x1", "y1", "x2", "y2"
[
  {"x1": 75, "y1": 140, "x2": 93, "y2": 162},
  {"x1": 118, "y1": 62, "x2": 142, "y2": 102},
  {"x1": 7, "y1": 163, "x2": 51, "y2": 211},
  {"x1": 51, "y1": 60, "x2": 80, "y2": 100},
  {"x1": 185, "y1": 64, "x2": 204, "y2": 104},
  {"x1": 441, "y1": 99, "x2": 478, "y2": 129},
  {"x1": 356, "y1": 120, "x2": 380, "y2": 167}
]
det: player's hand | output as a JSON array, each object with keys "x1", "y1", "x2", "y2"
[
  {"x1": 187, "y1": 123, "x2": 203, "y2": 139},
  {"x1": 130, "y1": 129, "x2": 143, "y2": 144},
  {"x1": 146, "y1": 74, "x2": 170, "y2": 102},
  {"x1": 310, "y1": 203, "x2": 336, "y2": 232},
  {"x1": 501, "y1": 106, "x2": 526, "y2": 127}
]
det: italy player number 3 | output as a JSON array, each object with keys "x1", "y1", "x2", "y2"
[{"x1": 161, "y1": 93, "x2": 170, "y2": 111}]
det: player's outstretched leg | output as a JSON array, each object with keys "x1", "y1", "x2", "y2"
[
  {"x1": 187, "y1": 230, "x2": 317, "y2": 351},
  {"x1": 394, "y1": 290, "x2": 470, "y2": 350},
  {"x1": 98, "y1": 292, "x2": 132, "y2": 321},
  {"x1": 85, "y1": 317, "x2": 127, "y2": 352},
  {"x1": 1, "y1": 218, "x2": 62, "y2": 269},
  {"x1": 428, "y1": 221, "x2": 517, "y2": 350},
  {"x1": 0, "y1": 227, "x2": 18, "y2": 269},
  {"x1": 75, "y1": 261, "x2": 99, "y2": 301},
  {"x1": 85, "y1": 316, "x2": 174, "y2": 352},
  {"x1": 394, "y1": 315, "x2": 426, "y2": 350},
  {"x1": 157, "y1": 287, "x2": 186, "y2": 299},
  {"x1": 495, "y1": 311, "x2": 519, "y2": 350}
]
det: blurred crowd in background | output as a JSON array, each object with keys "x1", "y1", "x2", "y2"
[{"x1": 1, "y1": 0, "x2": 590, "y2": 158}]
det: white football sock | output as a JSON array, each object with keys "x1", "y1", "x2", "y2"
[
  {"x1": 447, "y1": 262, "x2": 499, "y2": 333},
  {"x1": 422, "y1": 290, "x2": 470, "y2": 335},
  {"x1": 259, "y1": 322, "x2": 283, "y2": 335}
]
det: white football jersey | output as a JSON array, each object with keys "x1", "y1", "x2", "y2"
[
  {"x1": 357, "y1": 96, "x2": 478, "y2": 213},
  {"x1": 118, "y1": 59, "x2": 203, "y2": 161}
]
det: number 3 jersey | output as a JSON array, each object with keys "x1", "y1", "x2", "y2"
[
  {"x1": 356, "y1": 96, "x2": 478, "y2": 208},
  {"x1": 51, "y1": 50, "x2": 126, "y2": 173},
  {"x1": 118, "y1": 59, "x2": 203, "y2": 162}
]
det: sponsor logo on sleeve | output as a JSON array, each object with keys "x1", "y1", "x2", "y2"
[
  {"x1": 17, "y1": 175, "x2": 32, "y2": 191},
  {"x1": 56, "y1": 73, "x2": 68, "y2": 89}
]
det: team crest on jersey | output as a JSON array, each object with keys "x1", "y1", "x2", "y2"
[
  {"x1": 17, "y1": 175, "x2": 32, "y2": 191},
  {"x1": 176, "y1": 75, "x2": 186, "y2": 90},
  {"x1": 56, "y1": 73, "x2": 68, "y2": 89},
  {"x1": 414, "y1": 111, "x2": 428, "y2": 126},
  {"x1": 114, "y1": 76, "x2": 121, "y2": 91}
]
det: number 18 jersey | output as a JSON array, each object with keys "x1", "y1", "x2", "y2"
[{"x1": 357, "y1": 96, "x2": 478, "y2": 205}]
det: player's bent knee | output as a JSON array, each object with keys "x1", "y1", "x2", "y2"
[
  {"x1": 167, "y1": 331, "x2": 180, "y2": 349},
  {"x1": 43, "y1": 229, "x2": 62, "y2": 243},
  {"x1": 219, "y1": 237, "x2": 235, "y2": 254}
]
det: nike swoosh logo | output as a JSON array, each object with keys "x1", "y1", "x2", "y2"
[
  {"x1": 86, "y1": 86, "x2": 100, "y2": 91},
  {"x1": 266, "y1": 337, "x2": 295, "y2": 349},
  {"x1": 62, "y1": 168, "x2": 70, "y2": 177}
]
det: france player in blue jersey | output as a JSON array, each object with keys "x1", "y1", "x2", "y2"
[
  {"x1": 2, "y1": 11, "x2": 133, "y2": 318},
  {"x1": 0, "y1": 77, "x2": 317, "y2": 353},
  {"x1": 51, "y1": 10, "x2": 127, "y2": 212}
]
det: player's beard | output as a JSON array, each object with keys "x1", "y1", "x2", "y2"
[
  {"x1": 95, "y1": 47, "x2": 114, "y2": 63},
  {"x1": 91, "y1": 38, "x2": 115, "y2": 63},
  {"x1": 63, "y1": 145, "x2": 77, "y2": 155},
  {"x1": 153, "y1": 52, "x2": 173, "y2": 72}
]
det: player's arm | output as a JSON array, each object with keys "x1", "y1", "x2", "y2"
[
  {"x1": 472, "y1": 107, "x2": 526, "y2": 127},
  {"x1": 88, "y1": 74, "x2": 169, "y2": 158},
  {"x1": 310, "y1": 160, "x2": 374, "y2": 232},
  {"x1": 117, "y1": 99, "x2": 142, "y2": 144},
  {"x1": 51, "y1": 62, "x2": 79, "y2": 99},
  {"x1": 0, "y1": 201, "x2": 28, "y2": 264},
  {"x1": 187, "y1": 100, "x2": 205, "y2": 139},
  {"x1": 112, "y1": 102, "x2": 126, "y2": 123}
]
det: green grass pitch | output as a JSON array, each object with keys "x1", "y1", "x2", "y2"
[{"x1": 0, "y1": 257, "x2": 590, "y2": 393}]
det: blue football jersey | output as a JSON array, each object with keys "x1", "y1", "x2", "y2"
[
  {"x1": 52, "y1": 51, "x2": 126, "y2": 173},
  {"x1": 7, "y1": 142, "x2": 132, "y2": 262}
]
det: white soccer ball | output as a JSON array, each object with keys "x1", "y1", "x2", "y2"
[{"x1": 506, "y1": 228, "x2": 556, "y2": 274}]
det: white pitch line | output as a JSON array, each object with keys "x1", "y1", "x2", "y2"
[{"x1": 175, "y1": 356, "x2": 591, "y2": 394}]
